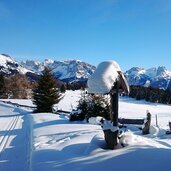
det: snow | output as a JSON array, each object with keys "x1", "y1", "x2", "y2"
[
  {"x1": 88, "y1": 116, "x2": 103, "y2": 125},
  {"x1": 0, "y1": 54, "x2": 14, "y2": 65},
  {"x1": 44, "y1": 59, "x2": 54, "y2": 65},
  {"x1": 0, "y1": 54, "x2": 33, "y2": 74},
  {"x1": 146, "y1": 67, "x2": 157, "y2": 78},
  {"x1": 55, "y1": 90, "x2": 82, "y2": 111},
  {"x1": 1, "y1": 90, "x2": 171, "y2": 171},
  {"x1": 166, "y1": 70, "x2": 171, "y2": 76},
  {"x1": 20, "y1": 59, "x2": 96, "y2": 82},
  {"x1": 0, "y1": 102, "x2": 31, "y2": 171},
  {"x1": 87, "y1": 61, "x2": 122, "y2": 94},
  {"x1": 18, "y1": 66, "x2": 32, "y2": 74},
  {"x1": 101, "y1": 120, "x2": 119, "y2": 132}
]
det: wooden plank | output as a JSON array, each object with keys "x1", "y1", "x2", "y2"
[
  {"x1": 118, "y1": 118, "x2": 144, "y2": 125},
  {"x1": 56, "y1": 110, "x2": 70, "y2": 114}
]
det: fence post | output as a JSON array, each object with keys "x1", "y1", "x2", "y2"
[
  {"x1": 155, "y1": 114, "x2": 158, "y2": 127},
  {"x1": 169, "y1": 121, "x2": 171, "y2": 130},
  {"x1": 104, "y1": 81, "x2": 119, "y2": 149},
  {"x1": 142, "y1": 112, "x2": 151, "y2": 135}
]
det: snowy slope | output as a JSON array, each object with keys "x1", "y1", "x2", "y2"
[
  {"x1": 30, "y1": 92, "x2": 171, "y2": 171},
  {"x1": 0, "y1": 54, "x2": 31, "y2": 75},
  {"x1": 20, "y1": 60, "x2": 44, "y2": 73},
  {"x1": 1, "y1": 90, "x2": 171, "y2": 171},
  {"x1": 0, "y1": 102, "x2": 31, "y2": 171}
]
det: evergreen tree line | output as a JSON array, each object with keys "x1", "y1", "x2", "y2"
[
  {"x1": 128, "y1": 85, "x2": 171, "y2": 104},
  {"x1": 0, "y1": 73, "x2": 86, "y2": 99},
  {"x1": 0, "y1": 68, "x2": 85, "y2": 113},
  {"x1": 0, "y1": 68, "x2": 62, "y2": 113},
  {"x1": 62, "y1": 82, "x2": 86, "y2": 92}
]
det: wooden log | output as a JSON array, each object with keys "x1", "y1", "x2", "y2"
[
  {"x1": 166, "y1": 130, "x2": 171, "y2": 135},
  {"x1": 104, "y1": 82, "x2": 119, "y2": 149},
  {"x1": 104, "y1": 129, "x2": 119, "y2": 149},
  {"x1": 118, "y1": 118, "x2": 144, "y2": 125},
  {"x1": 110, "y1": 81, "x2": 119, "y2": 126},
  {"x1": 56, "y1": 110, "x2": 70, "y2": 114}
]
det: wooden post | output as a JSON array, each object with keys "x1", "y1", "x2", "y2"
[
  {"x1": 166, "y1": 121, "x2": 171, "y2": 134},
  {"x1": 142, "y1": 112, "x2": 151, "y2": 135},
  {"x1": 169, "y1": 121, "x2": 171, "y2": 130},
  {"x1": 104, "y1": 81, "x2": 119, "y2": 149},
  {"x1": 155, "y1": 114, "x2": 158, "y2": 127},
  {"x1": 111, "y1": 81, "x2": 119, "y2": 126}
]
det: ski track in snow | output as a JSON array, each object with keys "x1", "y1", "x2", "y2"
[
  {"x1": 0, "y1": 102, "x2": 31, "y2": 171},
  {"x1": 0, "y1": 115, "x2": 20, "y2": 154}
]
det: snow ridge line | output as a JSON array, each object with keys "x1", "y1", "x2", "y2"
[{"x1": 0, "y1": 115, "x2": 19, "y2": 154}]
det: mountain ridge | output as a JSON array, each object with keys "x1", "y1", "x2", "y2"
[
  {"x1": 20, "y1": 58, "x2": 96, "y2": 82},
  {"x1": 0, "y1": 54, "x2": 171, "y2": 89},
  {"x1": 125, "y1": 66, "x2": 171, "y2": 90}
]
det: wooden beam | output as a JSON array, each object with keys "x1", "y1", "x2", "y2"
[
  {"x1": 103, "y1": 81, "x2": 119, "y2": 149},
  {"x1": 118, "y1": 118, "x2": 144, "y2": 125},
  {"x1": 110, "y1": 81, "x2": 119, "y2": 126}
]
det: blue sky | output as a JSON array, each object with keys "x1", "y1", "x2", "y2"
[{"x1": 0, "y1": 0, "x2": 171, "y2": 71}]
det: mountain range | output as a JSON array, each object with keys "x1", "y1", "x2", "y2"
[
  {"x1": 0, "y1": 54, "x2": 96, "y2": 83},
  {"x1": 125, "y1": 67, "x2": 171, "y2": 90},
  {"x1": 0, "y1": 54, "x2": 171, "y2": 90}
]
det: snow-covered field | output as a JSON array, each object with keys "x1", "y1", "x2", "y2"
[
  {"x1": 0, "y1": 103, "x2": 31, "y2": 171},
  {"x1": 1, "y1": 90, "x2": 171, "y2": 171}
]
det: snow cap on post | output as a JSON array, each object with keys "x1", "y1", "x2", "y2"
[{"x1": 87, "y1": 61, "x2": 121, "y2": 94}]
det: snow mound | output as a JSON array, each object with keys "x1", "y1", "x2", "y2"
[
  {"x1": 119, "y1": 131, "x2": 140, "y2": 146},
  {"x1": 88, "y1": 116, "x2": 103, "y2": 125},
  {"x1": 101, "y1": 120, "x2": 119, "y2": 132},
  {"x1": 87, "y1": 61, "x2": 121, "y2": 94}
]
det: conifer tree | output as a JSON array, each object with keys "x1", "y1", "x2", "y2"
[
  {"x1": 32, "y1": 67, "x2": 61, "y2": 112},
  {"x1": 75, "y1": 94, "x2": 110, "y2": 121},
  {"x1": 60, "y1": 84, "x2": 66, "y2": 93},
  {"x1": 0, "y1": 74, "x2": 6, "y2": 98}
]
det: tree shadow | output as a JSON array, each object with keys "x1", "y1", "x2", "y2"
[
  {"x1": 33, "y1": 114, "x2": 87, "y2": 129},
  {"x1": 33, "y1": 119, "x2": 70, "y2": 128},
  {"x1": 32, "y1": 144, "x2": 171, "y2": 171}
]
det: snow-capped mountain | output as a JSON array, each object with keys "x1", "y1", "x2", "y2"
[
  {"x1": 0, "y1": 54, "x2": 31, "y2": 75},
  {"x1": 125, "y1": 66, "x2": 171, "y2": 90},
  {"x1": 21, "y1": 59, "x2": 96, "y2": 82},
  {"x1": 20, "y1": 60, "x2": 44, "y2": 74},
  {"x1": 0, "y1": 54, "x2": 96, "y2": 83},
  {"x1": 1, "y1": 53, "x2": 171, "y2": 89}
]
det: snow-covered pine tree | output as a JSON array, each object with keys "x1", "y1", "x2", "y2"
[
  {"x1": 76, "y1": 94, "x2": 110, "y2": 121},
  {"x1": 32, "y1": 67, "x2": 61, "y2": 112}
]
